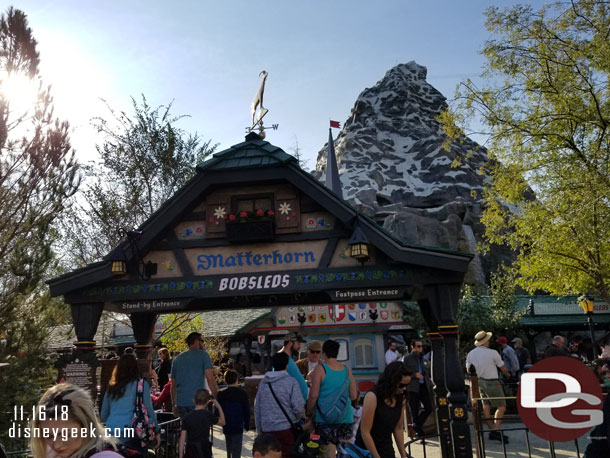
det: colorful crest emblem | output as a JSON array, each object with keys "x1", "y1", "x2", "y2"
[
  {"x1": 288, "y1": 315, "x2": 296, "y2": 324},
  {"x1": 369, "y1": 303, "x2": 377, "y2": 309},
  {"x1": 348, "y1": 311, "x2": 357, "y2": 321},
  {"x1": 258, "y1": 335, "x2": 265, "y2": 344},
  {"x1": 278, "y1": 316, "x2": 286, "y2": 324},
  {"x1": 308, "y1": 314, "x2": 316, "y2": 323},
  {"x1": 359, "y1": 304, "x2": 367, "y2": 309},
  {"x1": 334, "y1": 304, "x2": 346, "y2": 321},
  {"x1": 379, "y1": 303, "x2": 388, "y2": 308},
  {"x1": 309, "y1": 306, "x2": 316, "y2": 312},
  {"x1": 288, "y1": 307, "x2": 296, "y2": 312},
  {"x1": 359, "y1": 311, "x2": 367, "y2": 320},
  {"x1": 348, "y1": 304, "x2": 356, "y2": 310},
  {"x1": 391, "y1": 310, "x2": 400, "y2": 319},
  {"x1": 380, "y1": 311, "x2": 389, "y2": 320},
  {"x1": 318, "y1": 313, "x2": 326, "y2": 323}
]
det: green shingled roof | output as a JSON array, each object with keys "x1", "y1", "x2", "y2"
[{"x1": 197, "y1": 132, "x2": 297, "y2": 171}]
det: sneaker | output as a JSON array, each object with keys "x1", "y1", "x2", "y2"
[{"x1": 488, "y1": 431, "x2": 509, "y2": 443}]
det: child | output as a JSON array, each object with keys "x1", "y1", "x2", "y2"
[
  {"x1": 179, "y1": 389, "x2": 226, "y2": 458},
  {"x1": 216, "y1": 370, "x2": 250, "y2": 458},
  {"x1": 252, "y1": 434, "x2": 283, "y2": 458}
]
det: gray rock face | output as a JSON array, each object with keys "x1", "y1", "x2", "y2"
[{"x1": 314, "y1": 61, "x2": 510, "y2": 284}]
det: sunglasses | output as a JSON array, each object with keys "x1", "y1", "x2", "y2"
[
  {"x1": 398, "y1": 383, "x2": 408, "y2": 389},
  {"x1": 414, "y1": 345, "x2": 423, "y2": 348},
  {"x1": 309, "y1": 350, "x2": 321, "y2": 354}
]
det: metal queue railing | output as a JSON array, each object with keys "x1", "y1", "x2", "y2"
[{"x1": 468, "y1": 367, "x2": 585, "y2": 458}]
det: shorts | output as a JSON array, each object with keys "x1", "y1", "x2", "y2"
[
  {"x1": 314, "y1": 422, "x2": 354, "y2": 445},
  {"x1": 478, "y1": 379, "x2": 506, "y2": 409}
]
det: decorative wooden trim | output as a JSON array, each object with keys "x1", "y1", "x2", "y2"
[{"x1": 319, "y1": 238, "x2": 339, "y2": 268}]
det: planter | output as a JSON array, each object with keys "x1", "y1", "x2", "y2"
[{"x1": 226, "y1": 220, "x2": 274, "y2": 243}]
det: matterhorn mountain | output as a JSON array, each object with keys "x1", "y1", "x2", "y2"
[{"x1": 314, "y1": 61, "x2": 511, "y2": 284}]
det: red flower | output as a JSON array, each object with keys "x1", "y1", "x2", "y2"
[
  {"x1": 229, "y1": 214, "x2": 236, "y2": 221},
  {"x1": 240, "y1": 211, "x2": 247, "y2": 218},
  {"x1": 267, "y1": 210, "x2": 275, "y2": 216},
  {"x1": 247, "y1": 208, "x2": 253, "y2": 213},
  {"x1": 208, "y1": 217, "x2": 214, "y2": 222},
  {"x1": 256, "y1": 209, "x2": 264, "y2": 216},
  {"x1": 291, "y1": 211, "x2": 296, "y2": 216}
]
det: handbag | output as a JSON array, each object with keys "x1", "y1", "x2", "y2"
[
  {"x1": 316, "y1": 365, "x2": 350, "y2": 423},
  {"x1": 131, "y1": 378, "x2": 156, "y2": 447},
  {"x1": 266, "y1": 382, "x2": 312, "y2": 458}
]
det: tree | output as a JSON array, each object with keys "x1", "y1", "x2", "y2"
[
  {"x1": 159, "y1": 313, "x2": 227, "y2": 365},
  {"x1": 0, "y1": 7, "x2": 79, "y2": 444},
  {"x1": 442, "y1": 0, "x2": 610, "y2": 304},
  {"x1": 61, "y1": 95, "x2": 217, "y2": 266}
]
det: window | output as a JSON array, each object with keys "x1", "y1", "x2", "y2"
[
  {"x1": 336, "y1": 339, "x2": 349, "y2": 362},
  {"x1": 235, "y1": 195, "x2": 273, "y2": 213},
  {"x1": 353, "y1": 338, "x2": 375, "y2": 368}
]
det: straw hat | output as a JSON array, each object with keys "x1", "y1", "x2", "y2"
[{"x1": 474, "y1": 331, "x2": 492, "y2": 347}]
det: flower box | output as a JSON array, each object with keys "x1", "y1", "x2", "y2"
[{"x1": 226, "y1": 219, "x2": 274, "y2": 242}]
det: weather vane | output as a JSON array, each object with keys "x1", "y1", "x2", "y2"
[{"x1": 247, "y1": 70, "x2": 278, "y2": 138}]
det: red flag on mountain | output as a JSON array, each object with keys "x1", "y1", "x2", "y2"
[{"x1": 330, "y1": 120, "x2": 340, "y2": 128}]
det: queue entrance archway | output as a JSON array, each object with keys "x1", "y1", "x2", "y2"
[{"x1": 49, "y1": 133, "x2": 474, "y2": 458}]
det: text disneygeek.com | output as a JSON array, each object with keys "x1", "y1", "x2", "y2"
[{"x1": 9, "y1": 423, "x2": 134, "y2": 441}]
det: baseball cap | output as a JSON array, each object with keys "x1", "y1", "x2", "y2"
[
  {"x1": 495, "y1": 336, "x2": 508, "y2": 345},
  {"x1": 284, "y1": 332, "x2": 306, "y2": 342},
  {"x1": 511, "y1": 337, "x2": 522, "y2": 344}
]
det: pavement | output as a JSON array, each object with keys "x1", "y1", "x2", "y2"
[{"x1": 209, "y1": 424, "x2": 590, "y2": 458}]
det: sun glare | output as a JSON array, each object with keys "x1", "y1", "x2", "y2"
[{"x1": 0, "y1": 71, "x2": 40, "y2": 116}]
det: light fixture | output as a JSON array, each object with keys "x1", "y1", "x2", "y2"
[
  {"x1": 348, "y1": 225, "x2": 370, "y2": 265},
  {"x1": 578, "y1": 293, "x2": 596, "y2": 345},
  {"x1": 111, "y1": 260, "x2": 127, "y2": 275},
  {"x1": 578, "y1": 294, "x2": 594, "y2": 314},
  {"x1": 122, "y1": 228, "x2": 157, "y2": 280}
]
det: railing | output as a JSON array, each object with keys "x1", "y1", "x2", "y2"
[
  {"x1": 468, "y1": 367, "x2": 589, "y2": 458},
  {"x1": 155, "y1": 415, "x2": 182, "y2": 458}
]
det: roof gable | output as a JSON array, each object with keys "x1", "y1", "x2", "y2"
[{"x1": 48, "y1": 133, "x2": 472, "y2": 298}]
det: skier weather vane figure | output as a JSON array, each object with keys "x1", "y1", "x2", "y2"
[{"x1": 248, "y1": 70, "x2": 278, "y2": 137}]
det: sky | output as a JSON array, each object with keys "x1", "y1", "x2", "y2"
[{"x1": 8, "y1": 0, "x2": 541, "y2": 171}]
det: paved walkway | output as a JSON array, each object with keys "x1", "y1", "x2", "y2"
[{"x1": 209, "y1": 424, "x2": 590, "y2": 458}]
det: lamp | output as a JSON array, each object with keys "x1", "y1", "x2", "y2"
[
  {"x1": 111, "y1": 260, "x2": 127, "y2": 275},
  {"x1": 348, "y1": 225, "x2": 370, "y2": 265},
  {"x1": 578, "y1": 293, "x2": 596, "y2": 345},
  {"x1": 123, "y1": 229, "x2": 157, "y2": 280}
]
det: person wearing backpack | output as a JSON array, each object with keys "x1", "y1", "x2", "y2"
[{"x1": 306, "y1": 340, "x2": 358, "y2": 457}]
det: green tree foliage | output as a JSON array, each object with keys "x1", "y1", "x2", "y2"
[
  {"x1": 442, "y1": 0, "x2": 610, "y2": 304},
  {"x1": 0, "y1": 7, "x2": 78, "y2": 443},
  {"x1": 159, "y1": 313, "x2": 227, "y2": 364},
  {"x1": 61, "y1": 96, "x2": 217, "y2": 266},
  {"x1": 457, "y1": 268, "x2": 523, "y2": 356}
]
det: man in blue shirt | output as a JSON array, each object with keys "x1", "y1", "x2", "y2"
[
  {"x1": 171, "y1": 332, "x2": 219, "y2": 419},
  {"x1": 279, "y1": 332, "x2": 308, "y2": 400},
  {"x1": 496, "y1": 336, "x2": 519, "y2": 377}
]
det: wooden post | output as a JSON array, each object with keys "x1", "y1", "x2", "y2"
[
  {"x1": 468, "y1": 365, "x2": 483, "y2": 458},
  {"x1": 426, "y1": 284, "x2": 473, "y2": 458}
]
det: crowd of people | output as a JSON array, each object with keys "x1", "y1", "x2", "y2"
[{"x1": 25, "y1": 328, "x2": 610, "y2": 458}]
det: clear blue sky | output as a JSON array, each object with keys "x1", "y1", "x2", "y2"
[{"x1": 11, "y1": 0, "x2": 542, "y2": 170}]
